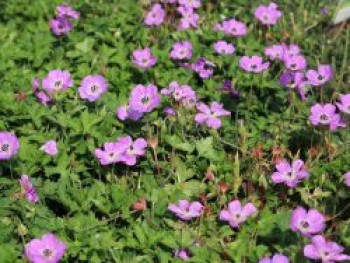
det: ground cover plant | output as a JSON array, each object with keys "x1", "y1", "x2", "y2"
[{"x1": 0, "y1": 0, "x2": 349, "y2": 262}]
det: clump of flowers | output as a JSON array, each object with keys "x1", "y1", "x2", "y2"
[
  {"x1": 161, "y1": 81, "x2": 197, "y2": 108},
  {"x1": 336, "y1": 94, "x2": 350, "y2": 115},
  {"x1": 170, "y1": 41, "x2": 193, "y2": 60},
  {"x1": 78, "y1": 74, "x2": 108, "y2": 102},
  {"x1": 94, "y1": 136, "x2": 147, "y2": 166},
  {"x1": 19, "y1": 175, "x2": 39, "y2": 203},
  {"x1": 290, "y1": 207, "x2": 325, "y2": 237},
  {"x1": 41, "y1": 140, "x2": 58, "y2": 156},
  {"x1": 309, "y1": 103, "x2": 346, "y2": 131},
  {"x1": 303, "y1": 235, "x2": 350, "y2": 262},
  {"x1": 24, "y1": 233, "x2": 66, "y2": 263},
  {"x1": 213, "y1": 41, "x2": 235, "y2": 55},
  {"x1": 50, "y1": 4, "x2": 80, "y2": 36},
  {"x1": 0, "y1": 132, "x2": 20, "y2": 161},
  {"x1": 168, "y1": 200, "x2": 203, "y2": 221},
  {"x1": 271, "y1": 159, "x2": 309, "y2": 188},
  {"x1": 219, "y1": 200, "x2": 258, "y2": 228},
  {"x1": 117, "y1": 84, "x2": 161, "y2": 121},
  {"x1": 306, "y1": 65, "x2": 333, "y2": 87},
  {"x1": 240, "y1": 56, "x2": 270, "y2": 73},
  {"x1": 133, "y1": 48, "x2": 157, "y2": 69},
  {"x1": 42, "y1": 70, "x2": 74, "y2": 95},
  {"x1": 214, "y1": 19, "x2": 247, "y2": 37},
  {"x1": 144, "y1": 4, "x2": 166, "y2": 26},
  {"x1": 259, "y1": 254, "x2": 289, "y2": 263},
  {"x1": 254, "y1": 2, "x2": 283, "y2": 26},
  {"x1": 195, "y1": 102, "x2": 231, "y2": 129}
]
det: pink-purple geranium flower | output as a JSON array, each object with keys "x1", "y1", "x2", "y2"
[
  {"x1": 41, "y1": 140, "x2": 58, "y2": 156},
  {"x1": 336, "y1": 94, "x2": 350, "y2": 115},
  {"x1": 309, "y1": 104, "x2": 346, "y2": 131},
  {"x1": 178, "y1": 6, "x2": 200, "y2": 30},
  {"x1": 119, "y1": 136, "x2": 147, "y2": 166},
  {"x1": 161, "y1": 81, "x2": 197, "y2": 108},
  {"x1": 221, "y1": 19, "x2": 247, "y2": 37},
  {"x1": 344, "y1": 172, "x2": 350, "y2": 187},
  {"x1": 240, "y1": 56, "x2": 270, "y2": 73},
  {"x1": 24, "y1": 233, "x2": 66, "y2": 263},
  {"x1": 290, "y1": 207, "x2": 326, "y2": 237},
  {"x1": 178, "y1": 0, "x2": 201, "y2": 9},
  {"x1": 219, "y1": 200, "x2": 258, "y2": 228},
  {"x1": 213, "y1": 41, "x2": 235, "y2": 55},
  {"x1": 195, "y1": 102, "x2": 231, "y2": 129},
  {"x1": 190, "y1": 57, "x2": 215, "y2": 79},
  {"x1": 283, "y1": 55, "x2": 307, "y2": 71},
  {"x1": 133, "y1": 48, "x2": 157, "y2": 69},
  {"x1": 265, "y1": 44, "x2": 285, "y2": 60},
  {"x1": 78, "y1": 74, "x2": 108, "y2": 102},
  {"x1": 116, "y1": 105, "x2": 143, "y2": 121},
  {"x1": 56, "y1": 4, "x2": 80, "y2": 19},
  {"x1": 170, "y1": 41, "x2": 193, "y2": 60},
  {"x1": 129, "y1": 84, "x2": 161, "y2": 113},
  {"x1": 42, "y1": 70, "x2": 73, "y2": 95},
  {"x1": 32, "y1": 77, "x2": 52, "y2": 106},
  {"x1": 174, "y1": 249, "x2": 190, "y2": 260},
  {"x1": 0, "y1": 132, "x2": 20, "y2": 160},
  {"x1": 144, "y1": 4, "x2": 166, "y2": 26},
  {"x1": 259, "y1": 254, "x2": 289, "y2": 263},
  {"x1": 306, "y1": 65, "x2": 333, "y2": 87},
  {"x1": 280, "y1": 71, "x2": 309, "y2": 90},
  {"x1": 254, "y1": 2, "x2": 283, "y2": 26},
  {"x1": 168, "y1": 200, "x2": 203, "y2": 221},
  {"x1": 50, "y1": 17, "x2": 73, "y2": 36},
  {"x1": 304, "y1": 235, "x2": 350, "y2": 263},
  {"x1": 19, "y1": 174, "x2": 39, "y2": 203},
  {"x1": 271, "y1": 159, "x2": 309, "y2": 188}
]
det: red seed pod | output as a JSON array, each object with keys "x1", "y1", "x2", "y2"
[{"x1": 132, "y1": 197, "x2": 147, "y2": 211}]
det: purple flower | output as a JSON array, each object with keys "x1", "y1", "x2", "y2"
[
  {"x1": 0, "y1": 132, "x2": 20, "y2": 160},
  {"x1": 41, "y1": 140, "x2": 58, "y2": 156},
  {"x1": 304, "y1": 235, "x2": 350, "y2": 263},
  {"x1": 174, "y1": 249, "x2": 190, "y2": 260},
  {"x1": 254, "y1": 2, "x2": 283, "y2": 26},
  {"x1": 191, "y1": 58, "x2": 215, "y2": 79},
  {"x1": 214, "y1": 41, "x2": 235, "y2": 55},
  {"x1": 116, "y1": 105, "x2": 143, "y2": 121},
  {"x1": 133, "y1": 48, "x2": 157, "y2": 69},
  {"x1": 56, "y1": 4, "x2": 80, "y2": 19},
  {"x1": 178, "y1": 0, "x2": 201, "y2": 9},
  {"x1": 50, "y1": 16, "x2": 73, "y2": 36},
  {"x1": 280, "y1": 71, "x2": 309, "y2": 90},
  {"x1": 32, "y1": 78, "x2": 52, "y2": 106},
  {"x1": 283, "y1": 55, "x2": 307, "y2": 71},
  {"x1": 195, "y1": 102, "x2": 231, "y2": 129},
  {"x1": 78, "y1": 74, "x2": 108, "y2": 102},
  {"x1": 265, "y1": 44, "x2": 285, "y2": 60},
  {"x1": 336, "y1": 94, "x2": 350, "y2": 115},
  {"x1": 344, "y1": 172, "x2": 350, "y2": 187},
  {"x1": 170, "y1": 41, "x2": 193, "y2": 60},
  {"x1": 290, "y1": 207, "x2": 326, "y2": 237},
  {"x1": 306, "y1": 65, "x2": 333, "y2": 86},
  {"x1": 285, "y1": 44, "x2": 301, "y2": 57},
  {"x1": 219, "y1": 200, "x2": 258, "y2": 228},
  {"x1": 168, "y1": 200, "x2": 203, "y2": 221},
  {"x1": 129, "y1": 84, "x2": 161, "y2": 113},
  {"x1": 309, "y1": 104, "x2": 346, "y2": 131},
  {"x1": 222, "y1": 19, "x2": 247, "y2": 37},
  {"x1": 164, "y1": 106, "x2": 176, "y2": 116},
  {"x1": 42, "y1": 70, "x2": 73, "y2": 95},
  {"x1": 161, "y1": 81, "x2": 197, "y2": 108},
  {"x1": 218, "y1": 80, "x2": 240, "y2": 99},
  {"x1": 94, "y1": 141, "x2": 129, "y2": 166},
  {"x1": 271, "y1": 159, "x2": 309, "y2": 188},
  {"x1": 178, "y1": 6, "x2": 199, "y2": 30},
  {"x1": 24, "y1": 233, "x2": 66, "y2": 263},
  {"x1": 119, "y1": 136, "x2": 147, "y2": 166},
  {"x1": 144, "y1": 4, "x2": 166, "y2": 26},
  {"x1": 259, "y1": 254, "x2": 290, "y2": 263},
  {"x1": 240, "y1": 56, "x2": 270, "y2": 73},
  {"x1": 19, "y1": 175, "x2": 39, "y2": 203}
]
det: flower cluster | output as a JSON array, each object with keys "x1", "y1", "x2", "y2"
[
  {"x1": 50, "y1": 4, "x2": 80, "y2": 36},
  {"x1": 94, "y1": 136, "x2": 147, "y2": 166},
  {"x1": 117, "y1": 84, "x2": 161, "y2": 121}
]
